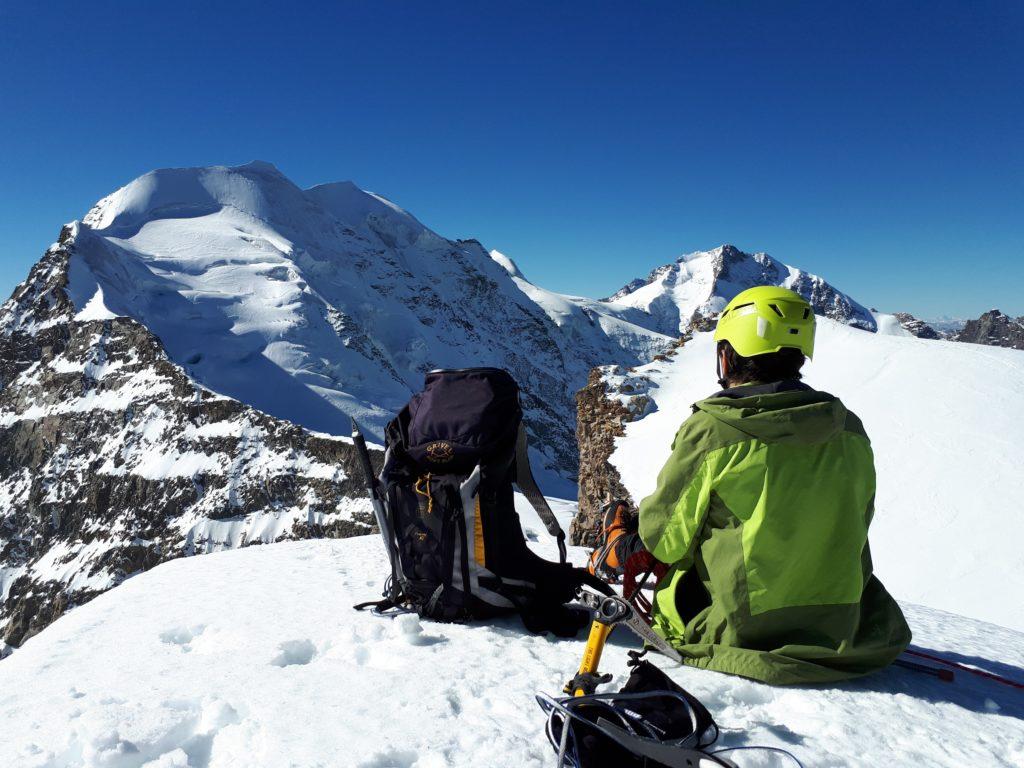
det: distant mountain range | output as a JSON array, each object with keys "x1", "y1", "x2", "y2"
[{"x1": 0, "y1": 161, "x2": 1017, "y2": 653}]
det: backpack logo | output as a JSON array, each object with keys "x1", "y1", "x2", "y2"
[{"x1": 425, "y1": 441, "x2": 454, "y2": 463}]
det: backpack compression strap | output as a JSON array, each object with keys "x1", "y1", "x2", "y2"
[{"x1": 514, "y1": 423, "x2": 568, "y2": 564}]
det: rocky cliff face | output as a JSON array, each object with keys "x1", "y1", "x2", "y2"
[
  {"x1": 0, "y1": 229, "x2": 376, "y2": 654},
  {"x1": 571, "y1": 345, "x2": 684, "y2": 545},
  {"x1": 893, "y1": 312, "x2": 941, "y2": 339},
  {"x1": 955, "y1": 310, "x2": 1024, "y2": 349}
]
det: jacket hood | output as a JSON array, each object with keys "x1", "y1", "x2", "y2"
[{"x1": 694, "y1": 380, "x2": 848, "y2": 445}]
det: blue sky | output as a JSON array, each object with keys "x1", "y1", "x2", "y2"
[{"x1": 1, "y1": 1, "x2": 1021, "y2": 318}]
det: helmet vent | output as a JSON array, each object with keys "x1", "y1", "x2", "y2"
[
  {"x1": 802, "y1": 308, "x2": 811, "y2": 319},
  {"x1": 789, "y1": 328, "x2": 800, "y2": 334},
  {"x1": 768, "y1": 303, "x2": 784, "y2": 318}
]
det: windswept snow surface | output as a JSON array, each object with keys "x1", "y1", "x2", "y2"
[
  {"x1": 1, "y1": 523, "x2": 1022, "y2": 768},
  {"x1": 611, "y1": 319, "x2": 1024, "y2": 632}
]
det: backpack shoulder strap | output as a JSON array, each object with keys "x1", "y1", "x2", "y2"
[{"x1": 514, "y1": 423, "x2": 567, "y2": 563}]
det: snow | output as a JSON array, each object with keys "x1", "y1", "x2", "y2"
[
  {"x1": 1, "y1": 509, "x2": 1022, "y2": 768},
  {"x1": 871, "y1": 312, "x2": 914, "y2": 337},
  {"x1": 74, "y1": 284, "x2": 118, "y2": 322},
  {"x1": 59, "y1": 161, "x2": 676, "y2": 490},
  {"x1": 604, "y1": 246, "x2": 877, "y2": 335},
  {"x1": 174, "y1": 495, "x2": 370, "y2": 553},
  {"x1": 490, "y1": 250, "x2": 673, "y2": 364},
  {"x1": 611, "y1": 318, "x2": 1024, "y2": 632},
  {"x1": 489, "y1": 249, "x2": 525, "y2": 279},
  {"x1": 0, "y1": 565, "x2": 26, "y2": 604},
  {"x1": 27, "y1": 539, "x2": 119, "y2": 593}
]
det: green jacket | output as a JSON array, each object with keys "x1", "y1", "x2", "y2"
[{"x1": 638, "y1": 381, "x2": 911, "y2": 685}]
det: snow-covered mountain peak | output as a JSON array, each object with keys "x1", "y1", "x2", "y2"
[
  {"x1": 78, "y1": 161, "x2": 432, "y2": 257},
  {"x1": 81, "y1": 162, "x2": 292, "y2": 233},
  {"x1": 489, "y1": 249, "x2": 526, "y2": 279},
  {"x1": 605, "y1": 243, "x2": 876, "y2": 334},
  {"x1": 6, "y1": 163, "x2": 680, "y2": 495}
]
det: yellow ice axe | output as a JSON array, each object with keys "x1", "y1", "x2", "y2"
[{"x1": 564, "y1": 589, "x2": 682, "y2": 697}]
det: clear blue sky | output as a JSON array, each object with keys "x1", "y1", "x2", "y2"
[{"x1": 1, "y1": 1, "x2": 1021, "y2": 318}]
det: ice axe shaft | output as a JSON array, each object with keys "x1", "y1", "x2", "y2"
[
  {"x1": 350, "y1": 418, "x2": 387, "y2": 533},
  {"x1": 350, "y1": 418, "x2": 400, "y2": 599},
  {"x1": 568, "y1": 621, "x2": 615, "y2": 697},
  {"x1": 565, "y1": 590, "x2": 682, "y2": 697}
]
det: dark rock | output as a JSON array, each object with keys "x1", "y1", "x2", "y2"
[
  {"x1": 954, "y1": 310, "x2": 1024, "y2": 350},
  {"x1": 571, "y1": 368, "x2": 649, "y2": 547},
  {"x1": 893, "y1": 312, "x2": 941, "y2": 340},
  {"x1": 0, "y1": 235, "x2": 378, "y2": 652}
]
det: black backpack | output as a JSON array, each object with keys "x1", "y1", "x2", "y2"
[{"x1": 354, "y1": 367, "x2": 605, "y2": 636}]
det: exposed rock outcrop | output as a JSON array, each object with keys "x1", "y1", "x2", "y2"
[
  {"x1": 893, "y1": 312, "x2": 941, "y2": 340},
  {"x1": 955, "y1": 310, "x2": 1024, "y2": 349},
  {"x1": 572, "y1": 359, "x2": 668, "y2": 546},
  {"x1": 0, "y1": 233, "x2": 377, "y2": 653}
]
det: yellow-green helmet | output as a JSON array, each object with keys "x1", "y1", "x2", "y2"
[{"x1": 713, "y1": 286, "x2": 816, "y2": 359}]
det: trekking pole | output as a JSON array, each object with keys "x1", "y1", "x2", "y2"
[
  {"x1": 893, "y1": 657, "x2": 954, "y2": 682},
  {"x1": 904, "y1": 649, "x2": 1024, "y2": 691},
  {"x1": 350, "y1": 418, "x2": 401, "y2": 603}
]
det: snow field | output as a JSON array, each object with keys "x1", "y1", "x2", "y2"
[{"x1": 0, "y1": 515, "x2": 1022, "y2": 768}]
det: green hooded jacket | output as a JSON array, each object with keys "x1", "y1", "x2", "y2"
[{"x1": 638, "y1": 380, "x2": 911, "y2": 685}]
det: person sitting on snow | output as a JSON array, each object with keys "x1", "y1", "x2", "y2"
[{"x1": 627, "y1": 286, "x2": 911, "y2": 685}]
